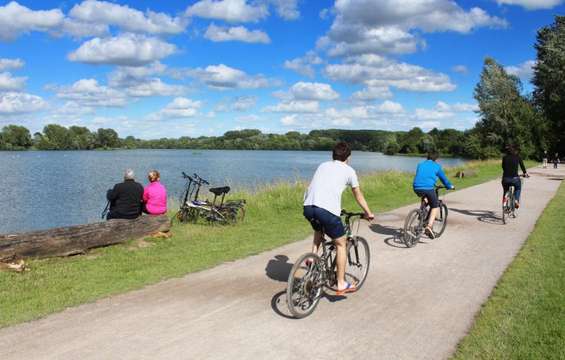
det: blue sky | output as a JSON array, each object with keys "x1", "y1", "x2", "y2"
[{"x1": 0, "y1": 0, "x2": 562, "y2": 139}]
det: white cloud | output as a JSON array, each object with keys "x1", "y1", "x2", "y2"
[
  {"x1": 289, "y1": 82, "x2": 339, "y2": 101},
  {"x1": 281, "y1": 114, "x2": 298, "y2": 126},
  {"x1": 68, "y1": 33, "x2": 176, "y2": 66},
  {"x1": 284, "y1": 51, "x2": 323, "y2": 78},
  {"x1": 505, "y1": 60, "x2": 536, "y2": 80},
  {"x1": 352, "y1": 85, "x2": 392, "y2": 101},
  {"x1": 264, "y1": 100, "x2": 319, "y2": 113},
  {"x1": 452, "y1": 65, "x2": 468, "y2": 74},
  {"x1": 0, "y1": 92, "x2": 47, "y2": 114},
  {"x1": 0, "y1": 72, "x2": 26, "y2": 91},
  {"x1": 123, "y1": 79, "x2": 185, "y2": 97},
  {"x1": 0, "y1": 1, "x2": 64, "y2": 41},
  {"x1": 415, "y1": 101, "x2": 478, "y2": 120},
  {"x1": 231, "y1": 96, "x2": 257, "y2": 111},
  {"x1": 495, "y1": 0, "x2": 563, "y2": 10},
  {"x1": 53, "y1": 78, "x2": 128, "y2": 107},
  {"x1": 187, "y1": 64, "x2": 273, "y2": 89},
  {"x1": 377, "y1": 100, "x2": 404, "y2": 113},
  {"x1": 186, "y1": 0, "x2": 268, "y2": 23},
  {"x1": 149, "y1": 97, "x2": 202, "y2": 120},
  {"x1": 325, "y1": 54, "x2": 455, "y2": 92},
  {"x1": 0, "y1": 58, "x2": 24, "y2": 71},
  {"x1": 53, "y1": 101, "x2": 95, "y2": 116},
  {"x1": 69, "y1": 0, "x2": 186, "y2": 35},
  {"x1": 108, "y1": 63, "x2": 184, "y2": 97},
  {"x1": 321, "y1": 0, "x2": 506, "y2": 57},
  {"x1": 204, "y1": 24, "x2": 270, "y2": 43},
  {"x1": 269, "y1": 0, "x2": 300, "y2": 20},
  {"x1": 60, "y1": 18, "x2": 109, "y2": 38}
]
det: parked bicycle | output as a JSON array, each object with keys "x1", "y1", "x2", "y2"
[
  {"x1": 502, "y1": 174, "x2": 527, "y2": 224},
  {"x1": 176, "y1": 172, "x2": 245, "y2": 225},
  {"x1": 286, "y1": 210, "x2": 370, "y2": 318},
  {"x1": 403, "y1": 185, "x2": 450, "y2": 248}
]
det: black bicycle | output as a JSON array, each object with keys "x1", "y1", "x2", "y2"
[
  {"x1": 176, "y1": 172, "x2": 245, "y2": 225},
  {"x1": 286, "y1": 210, "x2": 371, "y2": 318},
  {"x1": 403, "y1": 186, "x2": 450, "y2": 248},
  {"x1": 502, "y1": 175, "x2": 527, "y2": 224}
]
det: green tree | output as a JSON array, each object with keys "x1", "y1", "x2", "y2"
[
  {"x1": 0, "y1": 125, "x2": 32, "y2": 149},
  {"x1": 533, "y1": 15, "x2": 565, "y2": 155},
  {"x1": 69, "y1": 126, "x2": 95, "y2": 150},
  {"x1": 474, "y1": 57, "x2": 540, "y2": 157},
  {"x1": 96, "y1": 128, "x2": 120, "y2": 148},
  {"x1": 42, "y1": 124, "x2": 73, "y2": 150}
]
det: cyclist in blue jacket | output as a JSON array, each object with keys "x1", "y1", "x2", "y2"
[{"x1": 413, "y1": 152, "x2": 454, "y2": 238}]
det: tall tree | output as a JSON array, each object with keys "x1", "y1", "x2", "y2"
[
  {"x1": 533, "y1": 15, "x2": 565, "y2": 155},
  {"x1": 0, "y1": 125, "x2": 32, "y2": 149},
  {"x1": 474, "y1": 57, "x2": 540, "y2": 158}
]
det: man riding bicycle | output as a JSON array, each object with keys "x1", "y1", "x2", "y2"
[
  {"x1": 412, "y1": 151, "x2": 454, "y2": 239},
  {"x1": 303, "y1": 142, "x2": 374, "y2": 295},
  {"x1": 502, "y1": 144, "x2": 529, "y2": 208}
]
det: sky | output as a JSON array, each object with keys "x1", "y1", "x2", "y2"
[{"x1": 0, "y1": 0, "x2": 563, "y2": 139}]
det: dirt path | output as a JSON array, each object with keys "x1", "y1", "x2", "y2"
[{"x1": 1, "y1": 167, "x2": 563, "y2": 360}]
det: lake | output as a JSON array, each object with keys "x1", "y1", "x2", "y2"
[{"x1": 0, "y1": 150, "x2": 466, "y2": 233}]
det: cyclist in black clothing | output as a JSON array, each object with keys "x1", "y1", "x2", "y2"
[{"x1": 502, "y1": 145, "x2": 529, "y2": 209}]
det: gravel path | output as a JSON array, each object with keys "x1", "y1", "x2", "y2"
[{"x1": 1, "y1": 166, "x2": 563, "y2": 360}]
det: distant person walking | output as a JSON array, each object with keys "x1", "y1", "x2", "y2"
[
  {"x1": 553, "y1": 153, "x2": 560, "y2": 169},
  {"x1": 143, "y1": 170, "x2": 167, "y2": 215},
  {"x1": 106, "y1": 169, "x2": 144, "y2": 220},
  {"x1": 542, "y1": 150, "x2": 548, "y2": 168}
]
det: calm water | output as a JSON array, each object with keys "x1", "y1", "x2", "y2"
[{"x1": 0, "y1": 150, "x2": 465, "y2": 233}]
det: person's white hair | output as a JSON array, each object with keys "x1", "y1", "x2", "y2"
[{"x1": 124, "y1": 169, "x2": 135, "y2": 180}]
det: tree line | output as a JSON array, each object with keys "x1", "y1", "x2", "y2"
[
  {"x1": 1, "y1": 16, "x2": 563, "y2": 159},
  {"x1": 0, "y1": 124, "x2": 470, "y2": 156}
]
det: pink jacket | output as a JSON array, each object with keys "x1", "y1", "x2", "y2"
[{"x1": 143, "y1": 181, "x2": 167, "y2": 215}]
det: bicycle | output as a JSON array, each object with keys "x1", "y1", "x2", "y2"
[
  {"x1": 403, "y1": 186, "x2": 450, "y2": 248},
  {"x1": 176, "y1": 172, "x2": 246, "y2": 225},
  {"x1": 502, "y1": 175, "x2": 527, "y2": 224},
  {"x1": 286, "y1": 210, "x2": 371, "y2": 318}
]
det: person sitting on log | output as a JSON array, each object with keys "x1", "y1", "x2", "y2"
[
  {"x1": 106, "y1": 169, "x2": 144, "y2": 220},
  {"x1": 143, "y1": 170, "x2": 167, "y2": 215}
]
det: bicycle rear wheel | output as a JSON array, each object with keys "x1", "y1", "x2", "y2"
[
  {"x1": 432, "y1": 203, "x2": 448, "y2": 238},
  {"x1": 403, "y1": 209, "x2": 424, "y2": 248},
  {"x1": 345, "y1": 236, "x2": 370, "y2": 290},
  {"x1": 287, "y1": 253, "x2": 323, "y2": 318}
]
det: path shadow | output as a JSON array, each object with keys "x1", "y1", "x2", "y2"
[
  {"x1": 370, "y1": 224, "x2": 407, "y2": 248},
  {"x1": 449, "y1": 208, "x2": 503, "y2": 226},
  {"x1": 265, "y1": 255, "x2": 293, "y2": 282}
]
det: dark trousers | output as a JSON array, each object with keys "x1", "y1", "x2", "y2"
[{"x1": 502, "y1": 177, "x2": 522, "y2": 202}]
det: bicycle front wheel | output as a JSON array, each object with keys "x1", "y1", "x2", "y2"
[
  {"x1": 432, "y1": 203, "x2": 448, "y2": 238},
  {"x1": 403, "y1": 209, "x2": 423, "y2": 248},
  {"x1": 287, "y1": 253, "x2": 323, "y2": 319},
  {"x1": 345, "y1": 236, "x2": 370, "y2": 290}
]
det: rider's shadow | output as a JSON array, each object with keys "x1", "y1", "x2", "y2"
[
  {"x1": 265, "y1": 255, "x2": 293, "y2": 282},
  {"x1": 369, "y1": 224, "x2": 406, "y2": 248}
]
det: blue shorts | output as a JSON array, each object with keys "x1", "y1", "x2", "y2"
[
  {"x1": 303, "y1": 205, "x2": 345, "y2": 239},
  {"x1": 414, "y1": 189, "x2": 439, "y2": 208}
]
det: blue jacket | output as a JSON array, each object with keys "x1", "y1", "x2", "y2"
[{"x1": 413, "y1": 160, "x2": 453, "y2": 190}]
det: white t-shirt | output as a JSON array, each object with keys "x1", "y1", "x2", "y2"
[{"x1": 303, "y1": 160, "x2": 359, "y2": 216}]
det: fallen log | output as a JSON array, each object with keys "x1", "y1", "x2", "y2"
[{"x1": 0, "y1": 215, "x2": 171, "y2": 261}]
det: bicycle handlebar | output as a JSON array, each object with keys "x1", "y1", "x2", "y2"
[
  {"x1": 193, "y1": 173, "x2": 210, "y2": 185},
  {"x1": 341, "y1": 210, "x2": 364, "y2": 217}
]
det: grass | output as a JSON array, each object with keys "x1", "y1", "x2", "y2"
[
  {"x1": 0, "y1": 160, "x2": 523, "y2": 328},
  {"x1": 452, "y1": 181, "x2": 565, "y2": 360}
]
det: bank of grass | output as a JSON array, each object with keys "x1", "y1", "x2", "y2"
[
  {"x1": 0, "y1": 160, "x2": 517, "y2": 328},
  {"x1": 452, "y1": 181, "x2": 565, "y2": 360}
]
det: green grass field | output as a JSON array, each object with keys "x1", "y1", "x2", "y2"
[
  {"x1": 452, "y1": 181, "x2": 565, "y2": 360},
  {"x1": 0, "y1": 160, "x2": 522, "y2": 328}
]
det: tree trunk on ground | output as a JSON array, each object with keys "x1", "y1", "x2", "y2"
[{"x1": 0, "y1": 215, "x2": 171, "y2": 262}]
